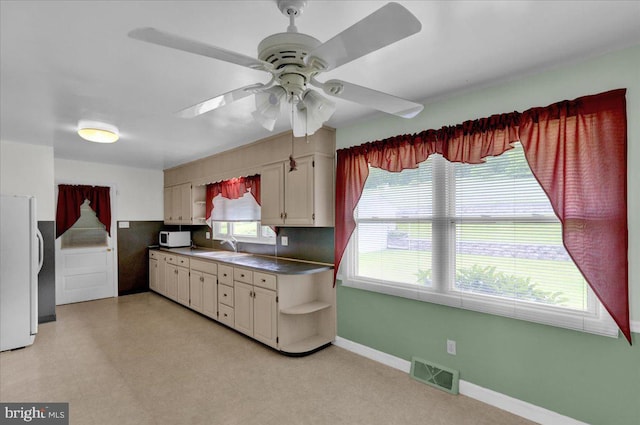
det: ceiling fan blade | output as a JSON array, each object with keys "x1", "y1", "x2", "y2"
[
  {"x1": 128, "y1": 27, "x2": 271, "y2": 71},
  {"x1": 314, "y1": 79, "x2": 423, "y2": 118},
  {"x1": 308, "y1": 2, "x2": 421, "y2": 71},
  {"x1": 177, "y1": 84, "x2": 262, "y2": 118}
]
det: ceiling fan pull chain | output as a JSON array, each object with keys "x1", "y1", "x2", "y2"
[{"x1": 289, "y1": 103, "x2": 297, "y2": 172}]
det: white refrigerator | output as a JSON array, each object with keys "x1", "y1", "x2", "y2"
[{"x1": 0, "y1": 195, "x2": 43, "y2": 351}]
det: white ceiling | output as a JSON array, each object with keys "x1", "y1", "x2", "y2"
[{"x1": 1, "y1": 1, "x2": 639, "y2": 170}]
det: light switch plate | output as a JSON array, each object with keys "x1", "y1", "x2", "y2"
[
  {"x1": 118, "y1": 221, "x2": 130, "y2": 229},
  {"x1": 205, "y1": 232, "x2": 211, "y2": 239},
  {"x1": 281, "y1": 236, "x2": 289, "y2": 246}
]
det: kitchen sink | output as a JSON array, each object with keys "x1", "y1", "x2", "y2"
[{"x1": 191, "y1": 250, "x2": 249, "y2": 259}]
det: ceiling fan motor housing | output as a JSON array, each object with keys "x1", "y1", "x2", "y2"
[{"x1": 258, "y1": 32, "x2": 321, "y2": 97}]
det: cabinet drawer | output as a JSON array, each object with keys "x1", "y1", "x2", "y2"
[
  {"x1": 219, "y1": 284, "x2": 234, "y2": 307},
  {"x1": 218, "y1": 265, "x2": 233, "y2": 285},
  {"x1": 167, "y1": 255, "x2": 189, "y2": 267},
  {"x1": 190, "y1": 259, "x2": 217, "y2": 275},
  {"x1": 234, "y1": 268, "x2": 253, "y2": 284},
  {"x1": 253, "y1": 272, "x2": 276, "y2": 291},
  {"x1": 149, "y1": 250, "x2": 160, "y2": 260},
  {"x1": 218, "y1": 304, "x2": 234, "y2": 327}
]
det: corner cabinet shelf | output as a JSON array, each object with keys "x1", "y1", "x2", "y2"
[
  {"x1": 191, "y1": 186, "x2": 207, "y2": 225},
  {"x1": 277, "y1": 270, "x2": 336, "y2": 355},
  {"x1": 280, "y1": 301, "x2": 332, "y2": 315}
]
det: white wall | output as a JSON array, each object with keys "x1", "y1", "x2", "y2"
[
  {"x1": 0, "y1": 140, "x2": 55, "y2": 221},
  {"x1": 54, "y1": 159, "x2": 163, "y2": 221},
  {"x1": 336, "y1": 44, "x2": 640, "y2": 323}
]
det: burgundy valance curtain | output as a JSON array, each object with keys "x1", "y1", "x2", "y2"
[
  {"x1": 56, "y1": 184, "x2": 111, "y2": 238},
  {"x1": 205, "y1": 174, "x2": 261, "y2": 221},
  {"x1": 335, "y1": 89, "x2": 629, "y2": 343}
]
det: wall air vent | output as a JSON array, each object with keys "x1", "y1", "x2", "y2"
[{"x1": 410, "y1": 357, "x2": 459, "y2": 395}]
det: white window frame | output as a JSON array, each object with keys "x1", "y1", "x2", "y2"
[
  {"x1": 339, "y1": 153, "x2": 618, "y2": 338},
  {"x1": 213, "y1": 221, "x2": 275, "y2": 245}
]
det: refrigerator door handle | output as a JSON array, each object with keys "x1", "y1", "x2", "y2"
[{"x1": 36, "y1": 228, "x2": 44, "y2": 273}]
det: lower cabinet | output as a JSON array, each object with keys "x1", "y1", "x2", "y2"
[
  {"x1": 217, "y1": 264, "x2": 234, "y2": 327},
  {"x1": 165, "y1": 254, "x2": 189, "y2": 303},
  {"x1": 148, "y1": 251, "x2": 336, "y2": 355},
  {"x1": 189, "y1": 259, "x2": 217, "y2": 318},
  {"x1": 149, "y1": 256, "x2": 158, "y2": 292},
  {"x1": 234, "y1": 281, "x2": 278, "y2": 348},
  {"x1": 149, "y1": 250, "x2": 167, "y2": 295}
]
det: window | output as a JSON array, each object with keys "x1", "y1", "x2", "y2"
[
  {"x1": 341, "y1": 143, "x2": 616, "y2": 336},
  {"x1": 60, "y1": 200, "x2": 108, "y2": 249},
  {"x1": 213, "y1": 221, "x2": 275, "y2": 244},
  {"x1": 209, "y1": 192, "x2": 275, "y2": 244}
]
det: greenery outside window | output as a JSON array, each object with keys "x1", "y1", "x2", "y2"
[
  {"x1": 213, "y1": 221, "x2": 276, "y2": 245},
  {"x1": 341, "y1": 143, "x2": 617, "y2": 337}
]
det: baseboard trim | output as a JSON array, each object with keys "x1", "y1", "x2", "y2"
[
  {"x1": 631, "y1": 320, "x2": 640, "y2": 334},
  {"x1": 333, "y1": 337, "x2": 588, "y2": 425},
  {"x1": 38, "y1": 314, "x2": 56, "y2": 324}
]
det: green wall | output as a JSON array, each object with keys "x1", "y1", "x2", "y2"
[
  {"x1": 338, "y1": 285, "x2": 639, "y2": 425},
  {"x1": 335, "y1": 44, "x2": 640, "y2": 424}
]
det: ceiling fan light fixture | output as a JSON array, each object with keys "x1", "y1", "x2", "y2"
[
  {"x1": 252, "y1": 86, "x2": 287, "y2": 131},
  {"x1": 303, "y1": 89, "x2": 335, "y2": 126},
  {"x1": 77, "y1": 120, "x2": 119, "y2": 143}
]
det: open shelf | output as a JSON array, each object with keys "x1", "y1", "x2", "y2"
[
  {"x1": 280, "y1": 301, "x2": 331, "y2": 315},
  {"x1": 279, "y1": 335, "x2": 333, "y2": 354}
]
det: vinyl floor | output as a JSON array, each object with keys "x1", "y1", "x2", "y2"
[{"x1": 0, "y1": 292, "x2": 535, "y2": 425}]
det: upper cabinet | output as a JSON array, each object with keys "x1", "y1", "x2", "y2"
[
  {"x1": 260, "y1": 155, "x2": 333, "y2": 227},
  {"x1": 164, "y1": 183, "x2": 206, "y2": 225},
  {"x1": 163, "y1": 128, "x2": 335, "y2": 227}
]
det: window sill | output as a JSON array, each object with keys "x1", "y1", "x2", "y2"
[
  {"x1": 338, "y1": 275, "x2": 619, "y2": 338},
  {"x1": 213, "y1": 237, "x2": 275, "y2": 246}
]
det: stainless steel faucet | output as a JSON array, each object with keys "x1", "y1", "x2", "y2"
[{"x1": 221, "y1": 236, "x2": 238, "y2": 252}]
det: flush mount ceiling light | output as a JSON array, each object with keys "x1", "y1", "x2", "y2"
[{"x1": 77, "y1": 120, "x2": 119, "y2": 143}]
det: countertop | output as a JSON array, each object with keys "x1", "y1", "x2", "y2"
[{"x1": 155, "y1": 247, "x2": 333, "y2": 275}]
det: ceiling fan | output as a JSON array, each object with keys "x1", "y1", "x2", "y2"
[{"x1": 128, "y1": 0, "x2": 423, "y2": 137}]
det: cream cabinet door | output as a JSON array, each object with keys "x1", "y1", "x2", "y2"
[
  {"x1": 189, "y1": 271, "x2": 204, "y2": 312},
  {"x1": 149, "y1": 258, "x2": 158, "y2": 292},
  {"x1": 233, "y1": 281, "x2": 253, "y2": 336},
  {"x1": 177, "y1": 266, "x2": 190, "y2": 306},
  {"x1": 163, "y1": 187, "x2": 173, "y2": 223},
  {"x1": 165, "y1": 264, "x2": 178, "y2": 301},
  {"x1": 157, "y1": 253, "x2": 167, "y2": 295},
  {"x1": 260, "y1": 162, "x2": 285, "y2": 225},
  {"x1": 178, "y1": 183, "x2": 192, "y2": 225},
  {"x1": 202, "y1": 273, "x2": 217, "y2": 319},
  {"x1": 253, "y1": 287, "x2": 277, "y2": 348},
  {"x1": 283, "y1": 155, "x2": 315, "y2": 226}
]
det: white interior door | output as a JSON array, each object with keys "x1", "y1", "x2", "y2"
[{"x1": 55, "y1": 188, "x2": 117, "y2": 305}]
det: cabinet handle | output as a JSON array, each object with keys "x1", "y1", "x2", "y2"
[
  {"x1": 240, "y1": 274, "x2": 245, "y2": 278},
  {"x1": 280, "y1": 212, "x2": 284, "y2": 219},
  {"x1": 224, "y1": 313, "x2": 228, "y2": 317},
  {"x1": 223, "y1": 273, "x2": 227, "y2": 277},
  {"x1": 200, "y1": 276, "x2": 204, "y2": 282},
  {"x1": 261, "y1": 279, "x2": 266, "y2": 283},
  {"x1": 284, "y1": 212, "x2": 288, "y2": 219},
  {"x1": 223, "y1": 294, "x2": 227, "y2": 297}
]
